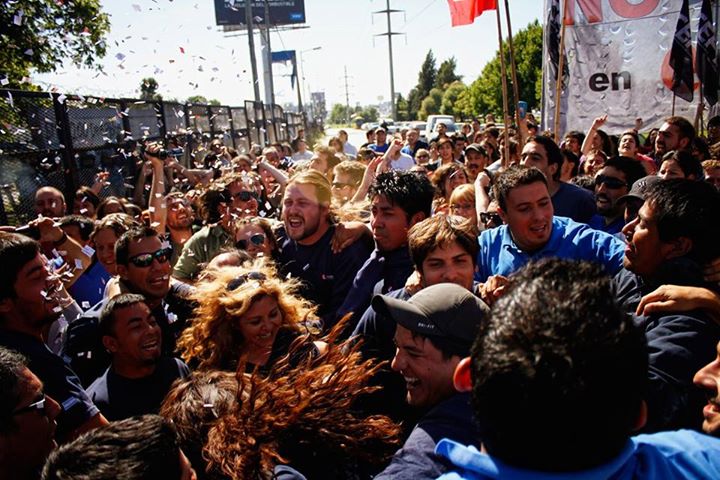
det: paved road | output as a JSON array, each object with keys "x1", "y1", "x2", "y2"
[{"x1": 321, "y1": 127, "x2": 367, "y2": 152}]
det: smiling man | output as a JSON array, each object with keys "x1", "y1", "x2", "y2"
[
  {"x1": 279, "y1": 170, "x2": 371, "y2": 331},
  {"x1": 695, "y1": 340, "x2": 720, "y2": 436},
  {"x1": 476, "y1": 166, "x2": 625, "y2": 283},
  {"x1": 653, "y1": 116, "x2": 695, "y2": 161},
  {"x1": 614, "y1": 179, "x2": 720, "y2": 431},
  {"x1": 87, "y1": 294, "x2": 190, "y2": 421},
  {"x1": 372, "y1": 283, "x2": 489, "y2": 479},
  {"x1": 588, "y1": 156, "x2": 646, "y2": 235}
]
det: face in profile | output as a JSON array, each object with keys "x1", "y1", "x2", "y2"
[{"x1": 694, "y1": 341, "x2": 720, "y2": 436}]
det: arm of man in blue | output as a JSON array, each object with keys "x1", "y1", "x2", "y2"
[{"x1": 640, "y1": 311, "x2": 720, "y2": 432}]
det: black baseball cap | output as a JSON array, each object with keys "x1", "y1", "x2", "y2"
[
  {"x1": 465, "y1": 143, "x2": 487, "y2": 156},
  {"x1": 618, "y1": 175, "x2": 662, "y2": 203},
  {"x1": 371, "y1": 283, "x2": 489, "y2": 355}
]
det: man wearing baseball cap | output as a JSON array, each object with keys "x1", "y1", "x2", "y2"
[
  {"x1": 463, "y1": 144, "x2": 489, "y2": 183},
  {"x1": 372, "y1": 283, "x2": 489, "y2": 479}
]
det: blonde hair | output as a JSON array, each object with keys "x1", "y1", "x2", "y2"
[
  {"x1": 177, "y1": 262, "x2": 316, "y2": 371},
  {"x1": 449, "y1": 183, "x2": 475, "y2": 206}
]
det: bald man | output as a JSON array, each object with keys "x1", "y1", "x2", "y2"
[{"x1": 35, "y1": 187, "x2": 66, "y2": 218}]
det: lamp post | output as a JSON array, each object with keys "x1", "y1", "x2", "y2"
[{"x1": 297, "y1": 47, "x2": 322, "y2": 117}]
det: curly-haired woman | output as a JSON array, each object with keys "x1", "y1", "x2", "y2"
[{"x1": 177, "y1": 263, "x2": 322, "y2": 373}]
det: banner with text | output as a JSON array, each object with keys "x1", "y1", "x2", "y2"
[{"x1": 542, "y1": 0, "x2": 715, "y2": 135}]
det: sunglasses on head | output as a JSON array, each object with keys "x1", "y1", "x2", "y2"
[
  {"x1": 227, "y1": 271, "x2": 267, "y2": 291},
  {"x1": 128, "y1": 247, "x2": 172, "y2": 268},
  {"x1": 236, "y1": 233, "x2": 266, "y2": 250},
  {"x1": 594, "y1": 175, "x2": 627, "y2": 190},
  {"x1": 480, "y1": 212, "x2": 502, "y2": 226},
  {"x1": 233, "y1": 190, "x2": 258, "y2": 202},
  {"x1": 12, "y1": 394, "x2": 47, "y2": 416}
]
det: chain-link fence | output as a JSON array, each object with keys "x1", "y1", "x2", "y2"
[{"x1": 0, "y1": 88, "x2": 303, "y2": 225}]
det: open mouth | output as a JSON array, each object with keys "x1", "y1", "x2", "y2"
[
  {"x1": 287, "y1": 217, "x2": 303, "y2": 229},
  {"x1": 403, "y1": 375, "x2": 420, "y2": 390},
  {"x1": 140, "y1": 338, "x2": 160, "y2": 352},
  {"x1": 148, "y1": 275, "x2": 169, "y2": 287}
]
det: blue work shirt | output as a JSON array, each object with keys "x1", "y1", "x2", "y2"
[
  {"x1": 475, "y1": 216, "x2": 625, "y2": 282},
  {"x1": 435, "y1": 430, "x2": 720, "y2": 479}
]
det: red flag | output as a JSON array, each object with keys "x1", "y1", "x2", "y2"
[{"x1": 446, "y1": 0, "x2": 497, "y2": 27}]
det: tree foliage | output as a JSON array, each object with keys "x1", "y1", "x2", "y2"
[
  {"x1": 328, "y1": 104, "x2": 378, "y2": 125},
  {"x1": 395, "y1": 93, "x2": 409, "y2": 121},
  {"x1": 0, "y1": 0, "x2": 110, "y2": 89},
  {"x1": 435, "y1": 57, "x2": 462, "y2": 89},
  {"x1": 187, "y1": 95, "x2": 221, "y2": 105},
  {"x1": 140, "y1": 77, "x2": 161, "y2": 101},
  {"x1": 465, "y1": 20, "x2": 543, "y2": 119},
  {"x1": 406, "y1": 50, "x2": 437, "y2": 120},
  {"x1": 440, "y1": 81, "x2": 468, "y2": 118},
  {"x1": 418, "y1": 88, "x2": 444, "y2": 119}
]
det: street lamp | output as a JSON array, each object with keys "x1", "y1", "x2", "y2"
[{"x1": 297, "y1": 47, "x2": 322, "y2": 117}]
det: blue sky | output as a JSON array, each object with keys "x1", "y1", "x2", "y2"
[{"x1": 33, "y1": 0, "x2": 543, "y2": 109}]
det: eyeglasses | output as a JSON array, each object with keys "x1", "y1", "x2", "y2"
[
  {"x1": 227, "y1": 271, "x2": 267, "y2": 291},
  {"x1": 128, "y1": 247, "x2": 172, "y2": 268},
  {"x1": 236, "y1": 233, "x2": 266, "y2": 251},
  {"x1": 12, "y1": 395, "x2": 47, "y2": 416},
  {"x1": 594, "y1": 175, "x2": 627, "y2": 190},
  {"x1": 232, "y1": 191, "x2": 259, "y2": 202},
  {"x1": 480, "y1": 212, "x2": 502, "y2": 226}
]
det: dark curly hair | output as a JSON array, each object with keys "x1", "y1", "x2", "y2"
[{"x1": 368, "y1": 170, "x2": 434, "y2": 221}]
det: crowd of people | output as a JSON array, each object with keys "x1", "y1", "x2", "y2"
[{"x1": 2, "y1": 111, "x2": 720, "y2": 479}]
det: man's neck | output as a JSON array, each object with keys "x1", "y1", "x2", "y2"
[
  {"x1": 112, "y1": 360, "x2": 157, "y2": 380},
  {"x1": 297, "y1": 222, "x2": 331, "y2": 246},
  {"x1": 547, "y1": 178, "x2": 560, "y2": 196},
  {"x1": 169, "y1": 227, "x2": 192, "y2": 245}
]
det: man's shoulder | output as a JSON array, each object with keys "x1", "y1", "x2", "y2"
[
  {"x1": 86, "y1": 369, "x2": 110, "y2": 399},
  {"x1": 630, "y1": 430, "x2": 720, "y2": 476}
]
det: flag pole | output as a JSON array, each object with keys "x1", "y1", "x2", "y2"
[
  {"x1": 672, "y1": 93, "x2": 676, "y2": 116},
  {"x1": 495, "y1": 5, "x2": 512, "y2": 168},
  {"x1": 553, "y1": 0, "x2": 569, "y2": 141},
  {"x1": 504, "y1": 0, "x2": 521, "y2": 123}
]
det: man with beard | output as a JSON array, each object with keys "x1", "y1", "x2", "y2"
[
  {"x1": 87, "y1": 294, "x2": 190, "y2": 421},
  {"x1": 173, "y1": 172, "x2": 258, "y2": 281},
  {"x1": 653, "y1": 116, "x2": 695, "y2": 164},
  {"x1": 588, "y1": 157, "x2": 646, "y2": 235},
  {"x1": 279, "y1": 170, "x2": 372, "y2": 331},
  {"x1": 695, "y1": 340, "x2": 720, "y2": 437},
  {"x1": 0, "y1": 233, "x2": 107, "y2": 442},
  {"x1": 164, "y1": 192, "x2": 196, "y2": 267},
  {"x1": 34, "y1": 187, "x2": 66, "y2": 218}
]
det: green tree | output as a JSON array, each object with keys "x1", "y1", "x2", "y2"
[
  {"x1": 465, "y1": 20, "x2": 543, "y2": 120},
  {"x1": 435, "y1": 57, "x2": 462, "y2": 89},
  {"x1": 406, "y1": 50, "x2": 437, "y2": 120},
  {"x1": 186, "y1": 95, "x2": 221, "y2": 105},
  {"x1": 139, "y1": 77, "x2": 161, "y2": 100},
  {"x1": 0, "y1": 0, "x2": 110, "y2": 89},
  {"x1": 328, "y1": 103, "x2": 350, "y2": 125},
  {"x1": 359, "y1": 105, "x2": 379, "y2": 123},
  {"x1": 418, "y1": 88, "x2": 444, "y2": 119},
  {"x1": 440, "y1": 81, "x2": 468, "y2": 118},
  {"x1": 395, "y1": 94, "x2": 409, "y2": 121}
]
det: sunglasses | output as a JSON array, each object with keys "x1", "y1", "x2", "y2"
[
  {"x1": 236, "y1": 233, "x2": 266, "y2": 250},
  {"x1": 480, "y1": 212, "x2": 502, "y2": 226},
  {"x1": 232, "y1": 190, "x2": 259, "y2": 202},
  {"x1": 227, "y1": 271, "x2": 267, "y2": 291},
  {"x1": 416, "y1": 154, "x2": 429, "y2": 159},
  {"x1": 594, "y1": 175, "x2": 627, "y2": 190},
  {"x1": 12, "y1": 395, "x2": 47, "y2": 416},
  {"x1": 128, "y1": 247, "x2": 172, "y2": 268}
]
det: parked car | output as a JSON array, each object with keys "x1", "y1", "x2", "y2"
[{"x1": 424, "y1": 115, "x2": 456, "y2": 141}]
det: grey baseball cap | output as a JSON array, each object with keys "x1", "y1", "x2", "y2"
[{"x1": 371, "y1": 283, "x2": 489, "y2": 353}]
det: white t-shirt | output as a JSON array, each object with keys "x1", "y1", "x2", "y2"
[
  {"x1": 390, "y1": 152, "x2": 416, "y2": 171},
  {"x1": 292, "y1": 150, "x2": 313, "y2": 161}
]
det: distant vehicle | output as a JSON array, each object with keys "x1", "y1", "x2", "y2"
[{"x1": 424, "y1": 115, "x2": 456, "y2": 141}]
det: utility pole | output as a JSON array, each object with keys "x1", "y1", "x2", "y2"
[
  {"x1": 373, "y1": 0, "x2": 404, "y2": 120},
  {"x1": 245, "y1": 0, "x2": 261, "y2": 103},
  {"x1": 262, "y1": 0, "x2": 275, "y2": 106},
  {"x1": 343, "y1": 66, "x2": 352, "y2": 126}
]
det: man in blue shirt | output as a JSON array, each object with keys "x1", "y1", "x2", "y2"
[
  {"x1": 476, "y1": 166, "x2": 624, "y2": 283},
  {"x1": 520, "y1": 134, "x2": 596, "y2": 222},
  {"x1": 436, "y1": 258, "x2": 720, "y2": 479},
  {"x1": 368, "y1": 127, "x2": 390, "y2": 154}
]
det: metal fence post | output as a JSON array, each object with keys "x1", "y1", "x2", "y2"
[{"x1": 52, "y1": 93, "x2": 79, "y2": 205}]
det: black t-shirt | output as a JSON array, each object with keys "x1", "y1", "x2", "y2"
[
  {"x1": 0, "y1": 329, "x2": 99, "y2": 441},
  {"x1": 87, "y1": 357, "x2": 190, "y2": 421}
]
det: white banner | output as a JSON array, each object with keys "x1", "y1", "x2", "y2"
[{"x1": 542, "y1": 0, "x2": 717, "y2": 136}]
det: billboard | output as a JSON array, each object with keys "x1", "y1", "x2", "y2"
[
  {"x1": 542, "y1": 0, "x2": 717, "y2": 135},
  {"x1": 214, "y1": 0, "x2": 306, "y2": 26}
]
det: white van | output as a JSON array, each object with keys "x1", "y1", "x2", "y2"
[{"x1": 424, "y1": 115, "x2": 456, "y2": 141}]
